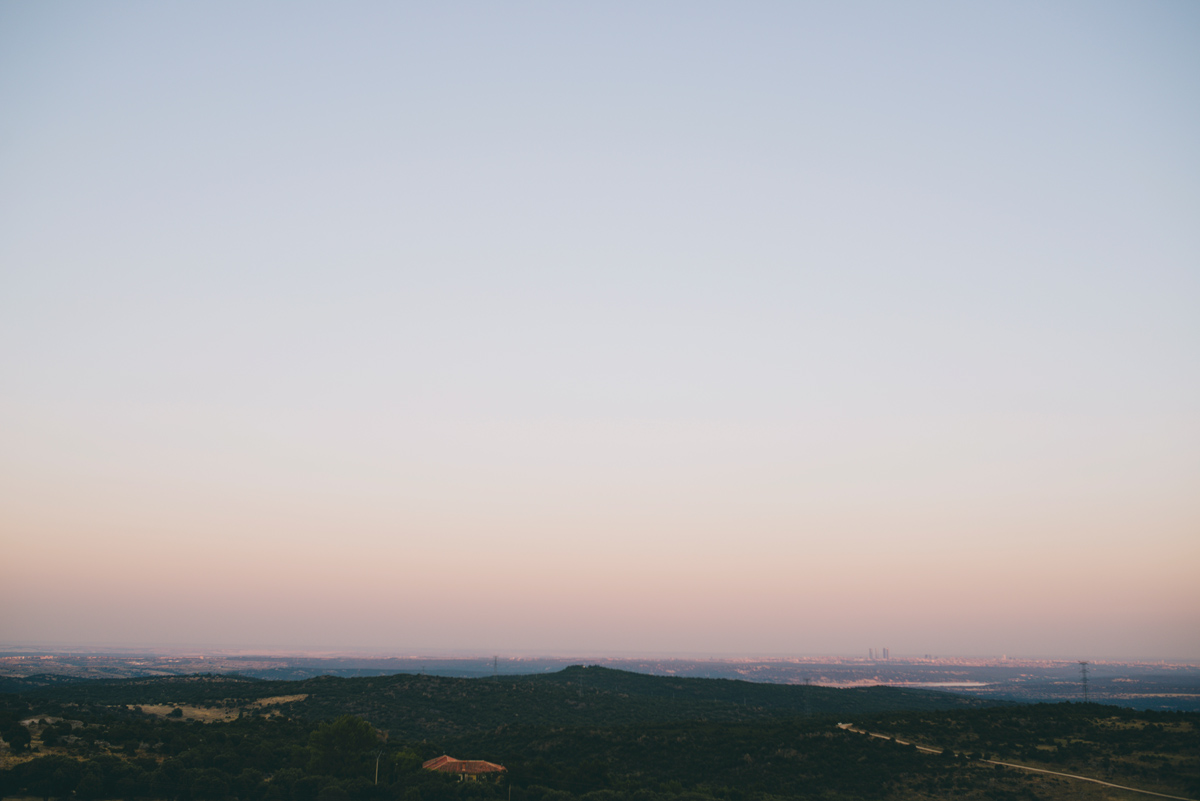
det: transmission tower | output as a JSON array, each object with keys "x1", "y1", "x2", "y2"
[{"x1": 1078, "y1": 661, "x2": 1090, "y2": 703}]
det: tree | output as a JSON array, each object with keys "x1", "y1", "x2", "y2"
[
  {"x1": 2, "y1": 723, "x2": 32, "y2": 752},
  {"x1": 74, "y1": 768, "x2": 104, "y2": 801},
  {"x1": 308, "y1": 716, "x2": 379, "y2": 778}
]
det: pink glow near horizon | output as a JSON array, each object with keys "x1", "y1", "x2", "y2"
[{"x1": 4, "y1": 460, "x2": 1196, "y2": 658}]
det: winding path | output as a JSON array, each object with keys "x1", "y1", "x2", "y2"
[{"x1": 836, "y1": 723, "x2": 1195, "y2": 801}]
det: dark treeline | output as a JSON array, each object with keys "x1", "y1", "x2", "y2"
[
  {"x1": 2, "y1": 668, "x2": 1197, "y2": 801},
  {"x1": 0, "y1": 704, "x2": 1025, "y2": 801},
  {"x1": 7, "y1": 667, "x2": 987, "y2": 741}
]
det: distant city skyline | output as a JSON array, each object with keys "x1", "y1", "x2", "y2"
[
  {"x1": 2, "y1": 2, "x2": 1197, "y2": 660},
  {"x1": 3, "y1": 641, "x2": 1200, "y2": 665}
]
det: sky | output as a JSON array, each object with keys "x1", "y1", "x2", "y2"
[{"x1": 1, "y1": 1, "x2": 1198, "y2": 661}]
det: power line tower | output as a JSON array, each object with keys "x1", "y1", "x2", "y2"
[{"x1": 1079, "y1": 661, "x2": 1090, "y2": 703}]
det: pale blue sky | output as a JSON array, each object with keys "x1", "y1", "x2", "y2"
[{"x1": 2, "y1": 2, "x2": 1198, "y2": 658}]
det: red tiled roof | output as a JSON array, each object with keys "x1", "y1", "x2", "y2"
[{"x1": 422, "y1": 755, "x2": 506, "y2": 774}]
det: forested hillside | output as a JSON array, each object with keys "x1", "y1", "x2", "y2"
[
  {"x1": 7, "y1": 666, "x2": 987, "y2": 740},
  {"x1": 2, "y1": 668, "x2": 1196, "y2": 801}
]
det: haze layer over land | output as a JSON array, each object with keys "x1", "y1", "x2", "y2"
[
  {"x1": 1, "y1": 2, "x2": 1198, "y2": 658},
  {"x1": 4, "y1": 651, "x2": 1199, "y2": 712}
]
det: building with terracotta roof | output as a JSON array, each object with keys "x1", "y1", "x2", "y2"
[{"x1": 422, "y1": 755, "x2": 507, "y2": 781}]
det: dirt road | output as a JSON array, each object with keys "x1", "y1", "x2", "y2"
[{"x1": 835, "y1": 723, "x2": 1195, "y2": 801}]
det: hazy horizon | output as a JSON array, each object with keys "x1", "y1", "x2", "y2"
[
  {"x1": 5, "y1": 644, "x2": 1200, "y2": 664},
  {"x1": 2, "y1": 2, "x2": 1198, "y2": 661}
]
